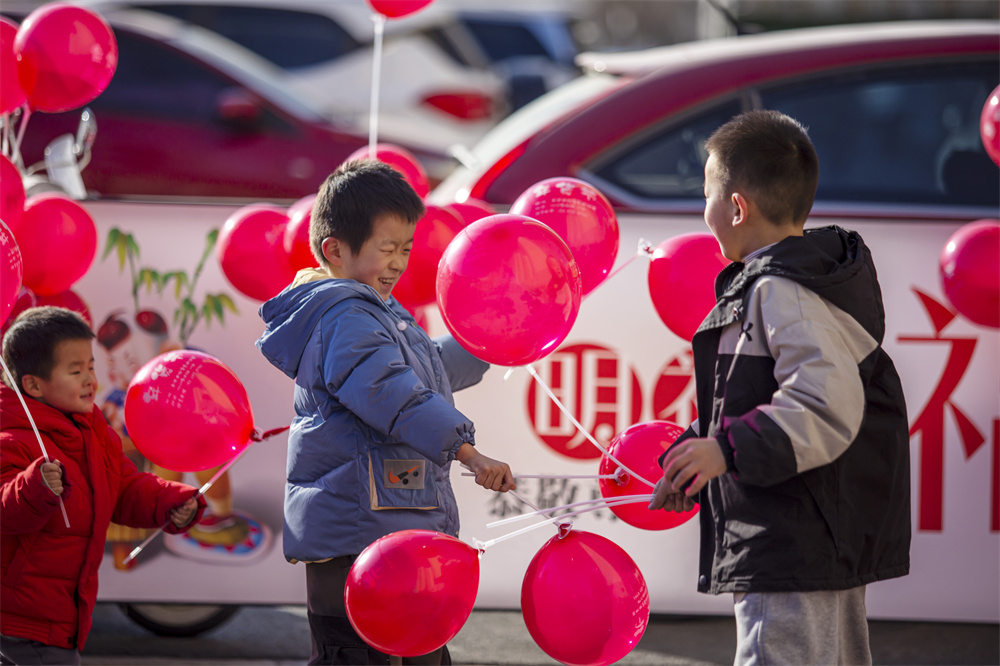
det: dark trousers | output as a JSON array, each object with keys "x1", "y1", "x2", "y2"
[
  {"x1": 0, "y1": 636, "x2": 80, "y2": 666},
  {"x1": 306, "y1": 556, "x2": 450, "y2": 666}
]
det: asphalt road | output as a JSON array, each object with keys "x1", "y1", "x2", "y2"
[{"x1": 80, "y1": 604, "x2": 1000, "y2": 665}]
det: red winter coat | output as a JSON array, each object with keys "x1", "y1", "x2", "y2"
[{"x1": 0, "y1": 385, "x2": 206, "y2": 650}]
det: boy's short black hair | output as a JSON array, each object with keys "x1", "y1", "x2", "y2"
[
  {"x1": 2, "y1": 306, "x2": 95, "y2": 390},
  {"x1": 705, "y1": 110, "x2": 819, "y2": 225},
  {"x1": 310, "y1": 159, "x2": 426, "y2": 264}
]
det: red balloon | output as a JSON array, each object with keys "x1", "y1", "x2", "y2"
[
  {"x1": 510, "y1": 178, "x2": 620, "y2": 297},
  {"x1": 599, "y1": 421, "x2": 699, "y2": 530},
  {"x1": 392, "y1": 204, "x2": 463, "y2": 309},
  {"x1": 14, "y1": 3, "x2": 118, "y2": 113},
  {"x1": 346, "y1": 144, "x2": 429, "y2": 198},
  {"x1": 0, "y1": 18, "x2": 26, "y2": 114},
  {"x1": 522, "y1": 529, "x2": 650, "y2": 666},
  {"x1": 446, "y1": 198, "x2": 493, "y2": 228},
  {"x1": 217, "y1": 205, "x2": 296, "y2": 302},
  {"x1": 16, "y1": 194, "x2": 96, "y2": 296},
  {"x1": 35, "y1": 288, "x2": 92, "y2": 327},
  {"x1": 0, "y1": 287, "x2": 35, "y2": 337},
  {"x1": 1, "y1": 153, "x2": 25, "y2": 232},
  {"x1": 0, "y1": 219, "x2": 22, "y2": 326},
  {"x1": 366, "y1": 0, "x2": 434, "y2": 19},
  {"x1": 283, "y1": 194, "x2": 317, "y2": 271},
  {"x1": 124, "y1": 350, "x2": 255, "y2": 472},
  {"x1": 345, "y1": 529, "x2": 479, "y2": 657},
  {"x1": 436, "y1": 214, "x2": 582, "y2": 366},
  {"x1": 940, "y1": 219, "x2": 999, "y2": 329},
  {"x1": 648, "y1": 233, "x2": 730, "y2": 342},
  {"x1": 981, "y1": 85, "x2": 1000, "y2": 167}
]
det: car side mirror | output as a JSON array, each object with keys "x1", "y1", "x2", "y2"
[{"x1": 216, "y1": 88, "x2": 262, "y2": 131}]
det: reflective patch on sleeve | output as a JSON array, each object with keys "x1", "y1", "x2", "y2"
[{"x1": 383, "y1": 459, "x2": 426, "y2": 489}]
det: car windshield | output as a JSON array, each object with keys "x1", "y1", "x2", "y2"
[{"x1": 110, "y1": 9, "x2": 332, "y2": 123}]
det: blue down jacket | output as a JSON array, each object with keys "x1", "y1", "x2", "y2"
[{"x1": 256, "y1": 273, "x2": 489, "y2": 563}]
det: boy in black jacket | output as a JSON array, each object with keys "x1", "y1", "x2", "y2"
[{"x1": 650, "y1": 110, "x2": 910, "y2": 665}]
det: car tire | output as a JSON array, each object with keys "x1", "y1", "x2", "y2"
[{"x1": 119, "y1": 603, "x2": 240, "y2": 637}]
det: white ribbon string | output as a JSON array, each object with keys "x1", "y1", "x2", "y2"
[{"x1": 368, "y1": 14, "x2": 386, "y2": 157}]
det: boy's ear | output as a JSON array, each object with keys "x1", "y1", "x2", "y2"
[
  {"x1": 731, "y1": 192, "x2": 749, "y2": 227},
  {"x1": 21, "y1": 374, "x2": 44, "y2": 399},
  {"x1": 321, "y1": 237, "x2": 345, "y2": 266}
]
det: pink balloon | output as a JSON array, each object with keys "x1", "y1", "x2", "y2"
[
  {"x1": 446, "y1": 198, "x2": 493, "y2": 228},
  {"x1": 283, "y1": 194, "x2": 317, "y2": 271},
  {"x1": 981, "y1": 85, "x2": 1000, "y2": 167},
  {"x1": 0, "y1": 287, "x2": 35, "y2": 337},
  {"x1": 346, "y1": 144, "x2": 429, "y2": 198},
  {"x1": 124, "y1": 350, "x2": 255, "y2": 472},
  {"x1": 940, "y1": 219, "x2": 999, "y2": 329},
  {"x1": 217, "y1": 205, "x2": 296, "y2": 302},
  {"x1": 599, "y1": 421, "x2": 699, "y2": 530},
  {"x1": 522, "y1": 529, "x2": 649, "y2": 666},
  {"x1": 16, "y1": 194, "x2": 96, "y2": 296},
  {"x1": 510, "y1": 177, "x2": 620, "y2": 297},
  {"x1": 392, "y1": 204, "x2": 463, "y2": 309},
  {"x1": 35, "y1": 288, "x2": 92, "y2": 327},
  {"x1": 1, "y1": 153, "x2": 25, "y2": 232},
  {"x1": 0, "y1": 219, "x2": 23, "y2": 326},
  {"x1": 346, "y1": 529, "x2": 479, "y2": 657},
  {"x1": 436, "y1": 214, "x2": 582, "y2": 366},
  {"x1": 366, "y1": 0, "x2": 434, "y2": 19},
  {"x1": 648, "y1": 233, "x2": 730, "y2": 342},
  {"x1": 14, "y1": 3, "x2": 118, "y2": 113},
  {"x1": 0, "y1": 18, "x2": 26, "y2": 114}
]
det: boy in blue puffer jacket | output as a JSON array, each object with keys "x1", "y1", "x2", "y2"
[{"x1": 256, "y1": 160, "x2": 515, "y2": 665}]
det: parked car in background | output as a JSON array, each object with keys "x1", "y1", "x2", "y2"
[
  {"x1": 7, "y1": 8, "x2": 443, "y2": 201},
  {"x1": 432, "y1": 20, "x2": 999, "y2": 219},
  {"x1": 75, "y1": 0, "x2": 508, "y2": 178}
]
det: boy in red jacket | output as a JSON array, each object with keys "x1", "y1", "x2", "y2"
[{"x1": 0, "y1": 306, "x2": 206, "y2": 665}]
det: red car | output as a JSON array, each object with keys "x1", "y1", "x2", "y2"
[
  {"x1": 12, "y1": 9, "x2": 443, "y2": 201},
  {"x1": 432, "y1": 20, "x2": 999, "y2": 219}
]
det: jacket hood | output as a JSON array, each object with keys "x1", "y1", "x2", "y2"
[
  {"x1": 723, "y1": 225, "x2": 886, "y2": 343},
  {"x1": 256, "y1": 273, "x2": 400, "y2": 379}
]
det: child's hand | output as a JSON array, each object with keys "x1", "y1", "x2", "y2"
[
  {"x1": 649, "y1": 476, "x2": 696, "y2": 512},
  {"x1": 457, "y1": 444, "x2": 516, "y2": 492},
  {"x1": 170, "y1": 497, "x2": 199, "y2": 528},
  {"x1": 41, "y1": 461, "x2": 64, "y2": 496},
  {"x1": 660, "y1": 437, "x2": 728, "y2": 497}
]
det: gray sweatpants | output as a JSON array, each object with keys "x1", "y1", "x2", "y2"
[{"x1": 733, "y1": 587, "x2": 871, "y2": 665}]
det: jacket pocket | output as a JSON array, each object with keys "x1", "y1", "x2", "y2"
[
  {"x1": 1, "y1": 533, "x2": 38, "y2": 588},
  {"x1": 368, "y1": 444, "x2": 439, "y2": 511}
]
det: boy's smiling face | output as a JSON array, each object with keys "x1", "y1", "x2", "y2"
[
  {"x1": 326, "y1": 213, "x2": 415, "y2": 301},
  {"x1": 703, "y1": 153, "x2": 742, "y2": 262},
  {"x1": 26, "y1": 338, "x2": 98, "y2": 414}
]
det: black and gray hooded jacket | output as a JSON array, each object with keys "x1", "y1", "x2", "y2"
[{"x1": 679, "y1": 225, "x2": 910, "y2": 594}]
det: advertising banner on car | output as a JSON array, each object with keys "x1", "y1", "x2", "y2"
[{"x1": 66, "y1": 201, "x2": 997, "y2": 622}]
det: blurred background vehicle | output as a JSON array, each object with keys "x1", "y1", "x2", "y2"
[
  {"x1": 431, "y1": 20, "x2": 1000, "y2": 222},
  {"x1": 73, "y1": 0, "x2": 513, "y2": 178},
  {"x1": 5, "y1": 7, "x2": 444, "y2": 201}
]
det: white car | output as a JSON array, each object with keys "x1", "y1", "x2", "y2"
[{"x1": 76, "y1": 0, "x2": 510, "y2": 178}]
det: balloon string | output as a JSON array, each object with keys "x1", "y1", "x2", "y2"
[
  {"x1": 11, "y1": 105, "x2": 31, "y2": 171},
  {"x1": 121, "y1": 426, "x2": 282, "y2": 567},
  {"x1": 508, "y1": 489, "x2": 541, "y2": 513},
  {"x1": 368, "y1": 13, "x2": 386, "y2": 157},
  {"x1": 473, "y1": 495, "x2": 653, "y2": 551},
  {"x1": 0, "y1": 355, "x2": 71, "y2": 528},
  {"x1": 2, "y1": 112, "x2": 9, "y2": 156},
  {"x1": 487, "y1": 493, "x2": 653, "y2": 529},
  {"x1": 590, "y1": 237, "x2": 655, "y2": 296},
  {"x1": 460, "y1": 472, "x2": 617, "y2": 480},
  {"x1": 524, "y1": 364, "x2": 655, "y2": 488}
]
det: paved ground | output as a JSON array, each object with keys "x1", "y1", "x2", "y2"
[{"x1": 80, "y1": 604, "x2": 999, "y2": 665}]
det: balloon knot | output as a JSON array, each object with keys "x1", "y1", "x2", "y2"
[
  {"x1": 614, "y1": 466, "x2": 630, "y2": 487},
  {"x1": 556, "y1": 520, "x2": 573, "y2": 539}
]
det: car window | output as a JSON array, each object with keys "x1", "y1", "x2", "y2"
[
  {"x1": 139, "y1": 4, "x2": 361, "y2": 70},
  {"x1": 591, "y1": 101, "x2": 743, "y2": 200},
  {"x1": 461, "y1": 19, "x2": 551, "y2": 62},
  {"x1": 94, "y1": 31, "x2": 230, "y2": 121},
  {"x1": 760, "y1": 61, "x2": 999, "y2": 208}
]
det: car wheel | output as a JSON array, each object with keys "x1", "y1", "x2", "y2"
[{"x1": 119, "y1": 603, "x2": 240, "y2": 637}]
